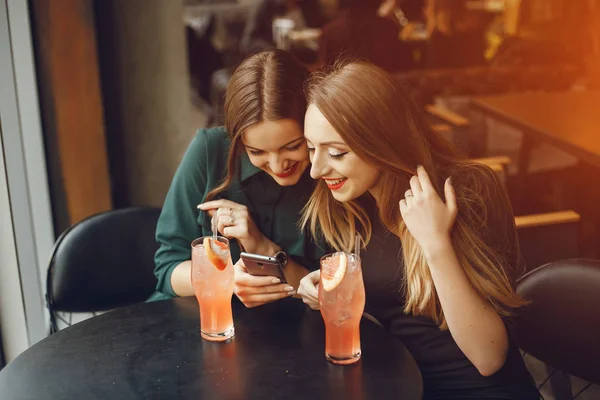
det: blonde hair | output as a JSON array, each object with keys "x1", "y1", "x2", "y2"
[{"x1": 301, "y1": 61, "x2": 526, "y2": 328}]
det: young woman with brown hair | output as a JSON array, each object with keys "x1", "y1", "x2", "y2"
[
  {"x1": 151, "y1": 50, "x2": 326, "y2": 308},
  {"x1": 297, "y1": 61, "x2": 539, "y2": 399}
]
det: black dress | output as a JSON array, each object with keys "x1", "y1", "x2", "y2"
[{"x1": 358, "y1": 176, "x2": 540, "y2": 399}]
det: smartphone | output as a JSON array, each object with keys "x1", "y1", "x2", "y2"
[{"x1": 240, "y1": 252, "x2": 287, "y2": 283}]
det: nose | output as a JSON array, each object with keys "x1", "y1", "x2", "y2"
[
  {"x1": 268, "y1": 153, "x2": 285, "y2": 174},
  {"x1": 309, "y1": 149, "x2": 328, "y2": 179}
]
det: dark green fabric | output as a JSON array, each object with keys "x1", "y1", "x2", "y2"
[{"x1": 149, "y1": 127, "x2": 325, "y2": 301}]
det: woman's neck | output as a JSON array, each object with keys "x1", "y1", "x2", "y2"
[{"x1": 368, "y1": 184, "x2": 384, "y2": 209}]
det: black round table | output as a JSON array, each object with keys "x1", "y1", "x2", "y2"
[{"x1": 0, "y1": 298, "x2": 422, "y2": 399}]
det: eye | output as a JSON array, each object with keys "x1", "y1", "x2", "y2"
[
  {"x1": 328, "y1": 151, "x2": 348, "y2": 159},
  {"x1": 284, "y1": 142, "x2": 304, "y2": 151},
  {"x1": 248, "y1": 149, "x2": 264, "y2": 156},
  {"x1": 307, "y1": 146, "x2": 315, "y2": 153}
]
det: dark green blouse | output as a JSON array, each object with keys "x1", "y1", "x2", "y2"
[{"x1": 149, "y1": 127, "x2": 325, "y2": 301}]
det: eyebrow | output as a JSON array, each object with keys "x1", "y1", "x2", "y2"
[
  {"x1": 313, "y1": 141, "x2": 348, "y2": 146},
  {"x1": 244, "y1": 136, "x2": 305, "y2": 151}
]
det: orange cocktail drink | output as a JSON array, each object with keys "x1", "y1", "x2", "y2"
[
  {"x1": 319, "y1": 252, "x2": 365, "y2": 364},
  {"x1": 191, "y1": 236, "x2": 235, "y2": 341}
]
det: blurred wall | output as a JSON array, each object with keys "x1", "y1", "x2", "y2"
[
  {"x1": 95, "y1": 0, "x2": 198, "y2": 207},
  {"x1": 30, "y1": 0, "x2": 112, "y2": 233}
]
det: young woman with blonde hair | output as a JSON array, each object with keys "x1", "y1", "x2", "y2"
[{"x1": 297, "y1": 61, "x2": 539, "y2": 399}]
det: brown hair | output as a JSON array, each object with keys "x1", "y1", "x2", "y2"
[
  {"x1": 205, "y1": 49, "x2": 309, "y2": 201},
  {"x1": 301, "y1": 61, "x2": 525, "y2": 328}
]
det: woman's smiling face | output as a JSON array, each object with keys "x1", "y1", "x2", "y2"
[
  {"x1": 304, "y1": 104, "x2": 380, "y2": 202},
  {"x1": 243, "y1": 119, "x2": 310, "y2": 186}
]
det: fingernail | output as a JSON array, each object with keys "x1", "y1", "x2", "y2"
[
  {"x1": 417, "y1": 164, "x2": 423, "y2": 170},
  {"x1": 448, "y1": 176, "x2": 452, "y2": 184},
  {"x1": 287, "y1": 291, "x2": 296, "y2": 296},
  {"x1": 271, "y1": 278, "x2": 281, "y2": 284},
  {"x1": 284, "y1": 285, "x2": 294, "y2": 291}
]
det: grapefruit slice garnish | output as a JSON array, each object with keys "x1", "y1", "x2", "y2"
[
  {"x1": 321, "y1": 253, "x2": 347, "y2": 292},
  {"x1": 213, "y1": 240, "x2": 227, "y2": 250},
  {"x1": 203, "y1": 237, "x2": 228, "y2": 271}
]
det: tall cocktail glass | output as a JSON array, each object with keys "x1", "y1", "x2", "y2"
[
  {"x1": 319, "y1": 252, "x2": 365, "y2": 364},
  {"x1": 191, "y1": 236, "x2": 235, "y2": 342}
]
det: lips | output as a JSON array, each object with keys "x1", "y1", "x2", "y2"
[
  {"x1": 274, "y1": 162, "x2": 299, "y2": 178},
  {"x1": 324, "y1": 178, "x2": 347, "y2": 191}
]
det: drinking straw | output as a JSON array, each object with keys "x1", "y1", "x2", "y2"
[
  {"x1": 354, "y1": 234, "x2": 360, "y2": 260},
  {"x1": 212, "y1": 215, "x2": 217, "y2": 240}
]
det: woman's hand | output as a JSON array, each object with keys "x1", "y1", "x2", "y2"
[
  {"x1": 198, "y1": 199, "x2": 274, "y2": 254},
  {"x1": 233, "y1": 259, "x2": 295, "y2": 308},
  {"x1": 297, "y1": 270, "x2": 320, "y2": 310},
  {"x1": 399, "y1": 166, "x2": 457, "y2": 259}
]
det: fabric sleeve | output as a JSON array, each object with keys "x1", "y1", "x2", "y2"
[{"x1": 153, "y1": 130, "x2": 211, "y2": 298}]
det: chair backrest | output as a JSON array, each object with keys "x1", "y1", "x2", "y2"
[
  {"x1": 46, "y1": 207, "x2": 160, "y2": 316},
  {"x1": 516, "y1": 259, "x2": 600, "y2": 385}
]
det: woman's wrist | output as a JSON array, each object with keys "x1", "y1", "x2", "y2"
[
  {"x1": 245, "y1": 235, "x2": 280, "y2": 256},
  {"x1": 421, "y1": 234, "x2": 454, "y2": 264}
]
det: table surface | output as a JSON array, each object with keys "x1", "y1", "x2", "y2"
[
  {"x1": 0, "y1": 298, "x2": 422, "y2": 400},
  {"x1": 471, "y1": 91, "x2": 600, "y2": 168}
]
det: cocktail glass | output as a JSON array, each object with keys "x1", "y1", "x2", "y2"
[
  {"x1": 191, "y1": 236, "x2": 235, "y2": 342},
  {"x1": 319, "y1": 252, "x2": 365, "y2": 364}
]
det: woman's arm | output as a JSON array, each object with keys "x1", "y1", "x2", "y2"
[
  {"x1": 157, "y1": 128, "x2": 313, "y2": 301},
  {"x1": 169, "y1": 237, "x2": 310, "y2": 301},
  {"x1": 400, "y1": 166, "x2": 509, "y2": 376},
  {"x1": 198, "y1": 199, "x2": 312, "y2": 289},
  {"x1": 170, "y1": 261, "x2": 194, "y2": 297},
  {"x1": 424, "y1": 239, "x2": 508, "y2": 376},
  {"x1": 154, "y1": 130, "x2": 214, "y2": 298},
  {"x1": 197, "y1": 199, "x2": 312, "y2": 307}
]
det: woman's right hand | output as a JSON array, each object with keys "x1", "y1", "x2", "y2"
[
  {"x1": 234, "y1": 259, "x2": 296, "y2": 308},
  {"x1": 198, "y1": 199, "x2": 272, "y2": 255},
  {"x1": 298, "y1": 270, "x2": 320, "y2": 310}
]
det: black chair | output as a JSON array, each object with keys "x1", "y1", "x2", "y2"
[
  {"x1": 516, "y1": 259, "x2": 600, "y2": 398},
  {"x1": 46, "y1": 207, "x2": 160, "y2": 333}
]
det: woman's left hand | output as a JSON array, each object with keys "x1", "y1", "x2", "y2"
[
  {"x1": 399, "y1": 166, "x2": 458, "y2": 257},
  {"x1": 197, "y1": 199, "x2": 270, "y2": 254},
  {"x1": 297, "y1": 270, "x2": 320, "y2": 310}
]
